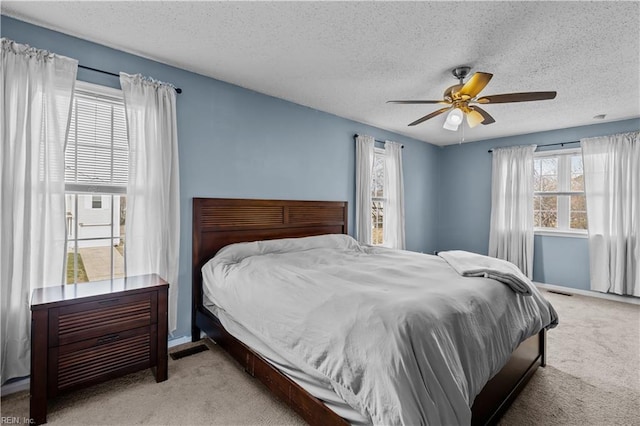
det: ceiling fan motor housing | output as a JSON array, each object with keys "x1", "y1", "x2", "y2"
[
  {"x1": 444, "y1": 84, "x2": 464, "y2": 101},
  {"x1": 444, "y1": 66, "x2": 472, "y2": 100}
]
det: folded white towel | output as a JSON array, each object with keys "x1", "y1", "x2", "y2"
[{"x1": 438, "y1": 250, "x2": 533, "y2": 295}]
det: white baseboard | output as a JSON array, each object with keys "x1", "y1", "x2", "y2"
[
  {"x1": 168, "y1": 335, "x2": 192, "y2": 348},
  {"x1": 1, "y1": 335, "x2": 194, "y2": 397},
  {"x1": 535, "y1": 282, "x2": 640, "y2": 305},
  {"x1": 1, "y1": 377, "x2": 29, "y2": 397}
]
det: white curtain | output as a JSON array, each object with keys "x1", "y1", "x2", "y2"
[
  {"x1": 355, "y1": 135, "x2": 374, "y2": 244},
  {"x1": 120, "y1": 73, "x2": 180, "y2": 333},
  {"x1": 581, "y1": 132, "x2": 639, "y2": 296},
  {"x1": 1, "y1": 38, "x2": 77, "y2": 384},
  {"x1": 488, "y1": 145, "x2": 537, "y2": 278},
  {"x1": 383, "y1": 141, "x2": 405, "y2": 249}
]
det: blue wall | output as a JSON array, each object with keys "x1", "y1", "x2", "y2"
[
  {"x1": 437, "y1": 118, "x2": 640, "y2": 289},
  {"x1": 1, "y1": 16, "x2": 440, "y2": 339}
]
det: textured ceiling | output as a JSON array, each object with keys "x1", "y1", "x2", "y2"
[{"x1": 2, "y1": 1, "x2": 639, "y2": 146}]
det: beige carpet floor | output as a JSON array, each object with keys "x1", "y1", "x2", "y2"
[
  {"x1": 2, "y1": 290, "x2": 638, "y2": 425},
  {"x1": 499, "y1": 290, "x2": 639, "y2": 426}
]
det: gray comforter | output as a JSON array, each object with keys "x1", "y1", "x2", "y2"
[{"x1": 202, "y1": 234, "x2": 558, "y2": 425}]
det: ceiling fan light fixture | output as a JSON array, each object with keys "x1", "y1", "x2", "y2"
[
  {"x1": 443, "y1": 108, "x2": 463, "y2": 131},
  {"x1": 443, "y1": 120, "x2": 459, "y2": 131}
]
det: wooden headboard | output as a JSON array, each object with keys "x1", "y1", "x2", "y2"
[{"x1": 192, "y1": 198, "x2": 348, "y2": 335}]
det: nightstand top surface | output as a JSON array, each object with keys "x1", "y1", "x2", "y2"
[{"x1": 31, "y1": 274, "x2": 168, "y2": 308}]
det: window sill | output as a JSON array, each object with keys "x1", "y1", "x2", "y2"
[{"x1": 534, "y1": 229, "x2": 588, "y2": 239}]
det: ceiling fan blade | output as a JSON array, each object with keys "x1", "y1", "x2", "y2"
[
  {"x1": 458, "y1": 72, "x2": 493, "y2": 99},
  {"x1": 470, "y1": 106, "x2": 496, "y2": 125},
  {"x1": 408, "y1": 107, "x2": 451, "y2": 126},
  {"x1": 477, "y1": 91, "x2": 557, "y2": 104},
  {"x1": 387, "y1": 100, "x2": 449, "y2": 104}
]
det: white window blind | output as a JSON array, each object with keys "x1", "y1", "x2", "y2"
[{"x1": 65, "y1": 87, "x2": 128, "y2": 192}]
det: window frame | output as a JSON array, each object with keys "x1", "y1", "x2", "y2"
[
  {"x1": 65, "y1": 81, "x2": 129, "y2": 283},
  {"x1": 533, "y1": 148, "x2": 587, "y2": 238},
  {"x1": 371, "y1": 147, "x2": 386, "y2": 246}
]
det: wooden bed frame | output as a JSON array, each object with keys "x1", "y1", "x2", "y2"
[{"x1": 192, "y1": 197, "x2": 546, "y2": 425}]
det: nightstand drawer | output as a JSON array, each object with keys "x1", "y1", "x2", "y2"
[
  {"x1": 49, "y1": 325, "x2": 156, "y2": 394},
  {"x1": 49, "y1": 292, "x2": 157, "y2": 346}
]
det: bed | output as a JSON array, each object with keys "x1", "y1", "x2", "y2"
[{"x1": 192, "y1": 197, "x2": 553, "y2": 425}]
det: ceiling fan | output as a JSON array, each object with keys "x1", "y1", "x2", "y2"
[{"x1": 388, "y1": 66, "x2": 557, "y2": 130}]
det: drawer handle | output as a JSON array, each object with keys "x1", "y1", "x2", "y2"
[
  {"x1": 97, "y1": 334, "x2": 120, "y2": 345},
  {"x1": 98, "y1": 298, "x2": 120, "y2": 305}
]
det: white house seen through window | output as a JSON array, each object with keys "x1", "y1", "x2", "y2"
[
  {"x1": 65, "y1": 81, "x2": 128, "y2": 283},
  {"x1": 533, "y1": 149, "x2": 587, "y2": 234},
  {"x1": 371, "y1": 148, "x2": 385, "y2": 245}
]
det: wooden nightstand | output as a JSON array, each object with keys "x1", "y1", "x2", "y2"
[{"x1": 30, "y1": 274, "x2": 169, "y2": 425}]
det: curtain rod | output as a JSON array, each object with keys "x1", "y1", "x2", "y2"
[
  {"x1": 487, "y1": 140, "x2": 580, "y2": 153},
  {"x1": 354, "y1": 134, "x2": 404, "y2": 148},
  {"x1": 78, "y1": 64, "x2": 182, "y2": 94}
]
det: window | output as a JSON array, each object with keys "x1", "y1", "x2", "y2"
[
  {"x1": 533, "y1": 148, "x2": 587, "y2": 235},
  {"x1": 371, "y1": 148, "x2": 385, "y2": 245},
  {"x1": 91, "y1": 195, "x2": 103, "y2": 209},
  {"x1": 65, "y1": 81, "x2": 128, "y2": 283}
]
